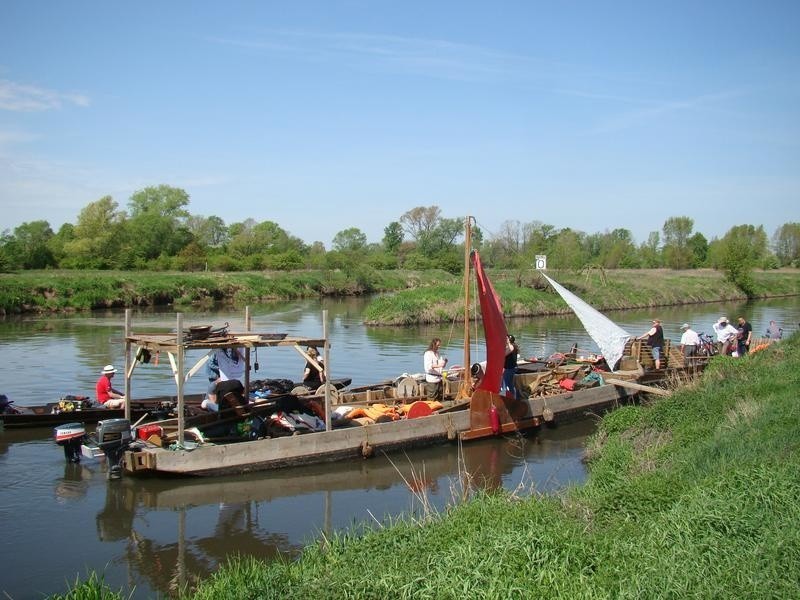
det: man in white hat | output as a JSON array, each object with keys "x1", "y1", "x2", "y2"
[
  {"x1": 95, "y1": 365, "x2": 125, "y2": 409},
  {"x1": 712, "y1": 317, "x2": 738, "y2": 356},
  {"x1": 679, "y1": 323, "x2": 700, "y2": 360}
]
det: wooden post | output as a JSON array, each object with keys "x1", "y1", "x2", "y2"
[
  {"x1": 177, "y1": 313, "x2": 185, "y2": 447},
  {"x1": 244, "y1": 306, "x2": 251, "y2": 395},
  {"x1": 459, "y1": 215, "x2": 473, "y2": 400},
  {"x1": 124, "y1": 308, "x2": 132, "y2": 421},
  {"x1": 323, "y1": 310, "x2": 331, "y2": 432}
]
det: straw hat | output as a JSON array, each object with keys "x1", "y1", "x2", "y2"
[
  {"x1": 680, "y1": 323, "x2": 690, "y2": 330},
  {"x1": 102, "y1": 365, "x2": 117, "y2": 374}
]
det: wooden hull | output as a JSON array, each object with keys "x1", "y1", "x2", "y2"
[{"x1": 122, "y1": 383, "x2": 635, "y2": 477}]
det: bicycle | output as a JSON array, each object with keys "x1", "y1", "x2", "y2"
[{"x1": 696, "y1": 333, "x2": 718, "y2": 357}]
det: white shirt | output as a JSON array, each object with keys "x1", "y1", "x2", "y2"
[
  {"x1": 424, "y1": 349, "x2": 445, "y2": 383},
  {"x1": 713, "y1": 323, "x2": 738, "y2": 343},
  {"x1": 680, "y1": 329, "x2": 700, "y2": 347},
  {"x1": 216, "y1": 348, "x2": 246, "y2": 381}
]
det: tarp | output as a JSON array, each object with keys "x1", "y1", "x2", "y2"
[
  {"x1": 473, "y1": 250, "x2": 508, "y2": 393},
  {"x1": 540, "y1": 272, "x2": 631, "y2": 371}
]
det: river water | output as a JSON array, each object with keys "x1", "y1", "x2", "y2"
[{"x1": 1, "y1": 295, "x2": 798, "y2": 599}]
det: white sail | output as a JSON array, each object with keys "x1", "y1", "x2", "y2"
[{"x1": 540, "y1": 272, "x2": 631, "y2": 371}]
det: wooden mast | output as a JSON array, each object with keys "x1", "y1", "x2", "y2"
[{"x1": 457, "y1": 216, "x2": 474, "y2": 399}]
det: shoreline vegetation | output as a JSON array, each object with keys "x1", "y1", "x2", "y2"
[
  {"x1": 53, "y1": 330, "x2": 800, "y2": 599},
  {"x1": 2, "y1": 268, "x2": 798, "y2": 323}
]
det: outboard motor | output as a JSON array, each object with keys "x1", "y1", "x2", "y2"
[
  {"x1": 54, "y1": 422, "x2": 86, "y2": 463},
  {"x1": 95, "y1": 418, "x2": 132, "y2": 479},
  {"x1": 1, "y1": 393, "x2": 19, "y2": 415}
]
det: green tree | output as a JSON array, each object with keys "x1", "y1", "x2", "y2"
[
  {"x1": 714, "y1": 224, "x2": 768, "y2": 296},
  {"x1": 772, "y1": 222, "x2": 800, "y2": 267},
  {"x1": 265, "y1": 250, "x2": 305, "y2": 271},
  {"x1": 488, "y1": 220, "x2": 526, "y2": 268},
  {"x1": 726, "y1": 224, "x2": 769, "y2": 262},
  {"x1": 550, "y1": 228, "x2": 587, "y2": 270},
  {"x1": 367, "y1": 250, "x2": 398, "y2": 270},
  {"x1": 382, "y1": 221, "x2": 404, "y2": 253},
  {"x1": 523, "y1": 222, "x2": 557, "y2": 255},
  {"x1": 187, "y1": 215, "x2": 229, "y2": 248},
  {"x1": 332, "y1": 227, "x2": 368, "y2": 253},
  {"x1": 687, "y1": 232, "x2": 708, "y2": 268},
  {"x1": 128, "y1": 184, "x2": 190, "y2": 219},
  {"x1": 125, "y1": 212, "x2": 193, "y2": 262},
  {"x1": 397, "y1": 206, "x2": 463, "y2": 260},
  {"x1": 662, "y1": 216, "x2": 694, "y2": 269},
  {"x1": 306, "y1": 241, "x2": 327, "y2": 268},
  {"x1": 174, "y1": 241, "x2": 208, "y2": 271},
  {"x1": 719, "y1": 237, "x2": 756, "y2": 296},
  {"x1": 7, "y1": 220, "x2": 56, "y2": 269},
  {"x1": 587, "y1": 228, "x2": 638, "y2": 269},
  {"x1": 227, "y1": 219, "x2": 255, "y2": 240},
  {"x1": 47, "y1": 223, "x2": 76, "y2": 267},
  {"x1": 399, "y1": 206, "x2": 441, "y2": 242},
  {"x1": 228, "y1": 220, "x2": 304, "y2": 259},
  {"x1": 639, "y1": 231, "x2": 662, "y2": 268},
  {"x1": 0, "y1": 230, "x2": 20, "y2": 270},
  {"x1": 126, "y1": 185, "x2": 193, "y2": 263},
  {"x1": 63, "y1": 196, "x2": 126, "y2": 268},
  {"x1": 419, "y1": 217, "x2": 463, "y2": 256}
]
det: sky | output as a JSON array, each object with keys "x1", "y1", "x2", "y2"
[{"x1": 1, "y1": 1, "x2": 799, "y2": 248}]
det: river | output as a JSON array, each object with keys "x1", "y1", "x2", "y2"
[{"x1": 1, "y1": 296, "x2": 798, "y2": 599}]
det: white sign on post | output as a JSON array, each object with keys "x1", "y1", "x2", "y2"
[{"x1": 535, "y1": 255, "x2": 547, "y2": 270}]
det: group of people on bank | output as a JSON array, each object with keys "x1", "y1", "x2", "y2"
[{"x1": 639, "y1": 315, "x2": 784, "y2": 367}]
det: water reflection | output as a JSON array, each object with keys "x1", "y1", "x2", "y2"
[
  {"x1": 54, "y1": 462, "x2": 92, "y2": 503},
  {"x1": 33, "y1": 422, "x2": 590, "y2": 598}
]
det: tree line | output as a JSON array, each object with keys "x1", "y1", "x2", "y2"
[{"x1": 1, "y1": 185, "x2": 798, "y2": 288}]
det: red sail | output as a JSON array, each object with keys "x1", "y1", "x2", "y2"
[{"x1": 472, "y1": 250, "x2": 508, "y2": 393}]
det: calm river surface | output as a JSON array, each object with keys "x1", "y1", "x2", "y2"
[{"x1": 1, "y1": 295, "x2": 798, "y2": 599}]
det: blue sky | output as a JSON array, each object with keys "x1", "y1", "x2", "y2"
[{"x1": 1, "y1": 1, "x2": 798, "y2": 248}]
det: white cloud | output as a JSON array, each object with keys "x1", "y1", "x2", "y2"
[
  {"x1": 210, "y1": 29, "x2": 560, "y2": 83},
  {"x1": 0, "y1": 130, "x2": 39, "y2": 147},
  {"x1": 589, "y1": 90, "x2": 746, "y2": 134},
  {"x1": 0, "y1": 79, "x2": 90, "y2": 112}
]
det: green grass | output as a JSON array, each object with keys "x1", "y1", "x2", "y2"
[
  {"x1": 184, "y1": 335, "x2": 800, "y2": 599},
  {"x1": 365, "y1": 268, "x2": 800, "y2": 325},
  {"x1": 0, "y1": 269, "x2": 451, "y2": 314},
  {"x1": 3, "y1": 268, "x2": 798, "y2": 322}
]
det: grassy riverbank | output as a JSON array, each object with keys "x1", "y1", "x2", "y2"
[
  {"x1": 55, "y1": 334, "x2": 800, "y2": 599},
  {"x1": 364, "y1": 268, "x2": 800, "y2": 325},
  {"x1": 185, "y1": 335, "x2": 800, "y2": 599},
  {"x1": 4, "y1": 268, "x2": 797, "y2": 321},
  {"x1": 0, "y1": 269, "x2": 454, "y2": 314}
]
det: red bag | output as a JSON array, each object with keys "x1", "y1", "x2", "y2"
[{"x1": 559, "y1": 378, "x2": 576, "y2": 391}]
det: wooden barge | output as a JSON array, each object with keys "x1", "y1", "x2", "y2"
[
  {"x1": 81, "y1": 218, "x2": 691, "y2": 479},
  {"x1": 122, "y1": 381, "x2": 633, "y2": 477},
  {"x1": 112, "y1": 238, "x2": 644, "y2": 478}
]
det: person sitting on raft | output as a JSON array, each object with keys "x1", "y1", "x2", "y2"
[
  {"x1": 96, "y1": 364, "x2": 125, "y2": 409},
  {"x1": 302, "y1": 346, "x2": 326, "y2": 391}
]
